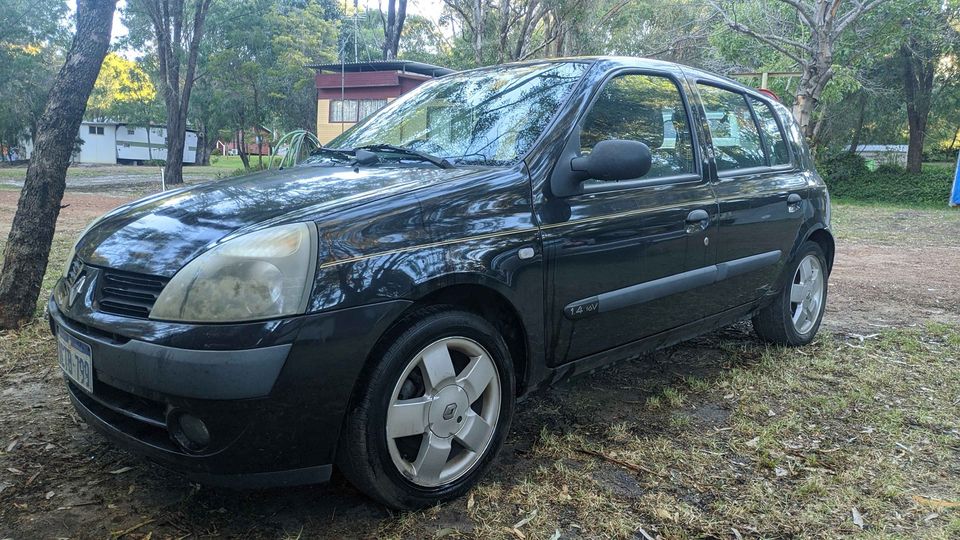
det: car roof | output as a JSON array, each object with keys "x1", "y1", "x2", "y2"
[{"x1": 457, "y1": 56, "x2": 771, "y2": 103}]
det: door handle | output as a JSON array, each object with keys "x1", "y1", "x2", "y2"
[
  {"x1": 685, "y1": 209, "x2": 710, "y2": 233},
  {"x1": 787, "y1": 193, "x2": 803, "y2": 213}
]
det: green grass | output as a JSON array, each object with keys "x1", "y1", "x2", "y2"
[
  {"x1": 922, "y1": 161, "x2": 956, "y2": 173},
  {"x1": 207, "y1": 155, "x2": 253, "y2": 170}
]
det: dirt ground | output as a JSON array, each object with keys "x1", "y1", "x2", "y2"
[{"x1": 0, "y1": 191, "x2": 958, "y2": 539}]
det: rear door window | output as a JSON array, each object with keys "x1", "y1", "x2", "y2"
[
  {"x1": 580, "y1": 73, "x2": 696, "y2": 182},
  {"x1": 749, "y1": 97, "x2": 791, "y2": 166},
  {"x1": 697, "y1": 84, "x2": 765, "y2": 172}
]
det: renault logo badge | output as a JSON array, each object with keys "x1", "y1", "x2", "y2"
[{"x1": 442, "y1": 403, "x2": 458, "y2": 421}]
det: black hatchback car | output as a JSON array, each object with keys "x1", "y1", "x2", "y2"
[{"x1": 51, "y1": 57, "x2": 833, "y2": 509}]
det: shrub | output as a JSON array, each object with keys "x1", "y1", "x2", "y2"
[
  {"x1": 820, "y1": 163, "x2": 952, "y2": 207},
  {"x1": 874, "y1": 163, "x2": 904, "y2": 175},
  {"x1": 817, "y1": 152, "x2": 868, "y2": 184},
  {"x1": 923, "y1": 147, "x2": 959, "y2": 163}
]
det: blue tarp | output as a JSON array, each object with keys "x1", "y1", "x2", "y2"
[{"x1": 952, "y1": 151, "x2": 960, "y2": 206}]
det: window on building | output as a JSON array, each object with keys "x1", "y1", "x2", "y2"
[
  {"x1": 88, "y1": 126, "x2": 104, "y2": 135},
  {"x1": 127, "y1": 128, "x2": 136, "y2": 135},
  {"x1": 697, "y1": 84, "x2": 765, "y2": 172},
  {"x1": 330, "y1": 99, "x2": 388, "y2": 123},
  {"x1": 579, "y1": 73, "x2": 696, "y2": 181}
]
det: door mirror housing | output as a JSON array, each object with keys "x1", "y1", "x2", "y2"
[{"x1": 570, "y1": 140, "x2": 652, "y2": 182}]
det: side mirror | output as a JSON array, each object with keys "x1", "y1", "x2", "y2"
[{"x1": 570, "y1": 139, "x2": 652, "y2": 182}]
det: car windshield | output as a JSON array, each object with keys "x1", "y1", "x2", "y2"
[{"x1": 319, "y1": 62, "x2": 588, "y2": 166}]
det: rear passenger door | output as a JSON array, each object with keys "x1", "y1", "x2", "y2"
[
  {"x1": 693, "y1": 82, "x2": 808, "y2": 311},
  {"x1": 541, "y1": 70, "x2": 717, "y2": 365}
]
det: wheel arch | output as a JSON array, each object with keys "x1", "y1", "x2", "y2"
[
  {"x1": 804, "y1": 226, "x2": 835, "y2": 274},
  {"x1": 334, "y1": 278, "x2": 532, "y2": 463},
  {"x1": 342, "y1": 275, "x2": 533, "y2": 416},
  {"x1": 399, "y1": 279, "x2": 531, "y2": 398}
]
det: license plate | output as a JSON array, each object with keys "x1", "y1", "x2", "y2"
[{"x1": 57, "y1": 329, "x2": 93, "y2": 393}]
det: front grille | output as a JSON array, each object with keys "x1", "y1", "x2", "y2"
[{"x1": 96, "y1": 269, "x2": 169, "y2": 318}]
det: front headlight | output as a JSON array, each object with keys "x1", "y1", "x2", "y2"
[{"x1": 150, "y1": 223, "x2": 317, "y2": 323}]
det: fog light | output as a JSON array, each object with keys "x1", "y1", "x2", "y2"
[{"x1": 172, "y1": 413, "x2": 210, "y2": 451}]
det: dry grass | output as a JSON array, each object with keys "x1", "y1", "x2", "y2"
[{"x1": 370, "y1": 325, "x2": 960, "y2": 539}]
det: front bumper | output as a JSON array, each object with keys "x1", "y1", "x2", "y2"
[{"x1": 49, "y1": 283, "x2": 411, "y2": 487}]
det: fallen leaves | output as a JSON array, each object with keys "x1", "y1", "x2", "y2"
[
  {"x1": 110, "y1": 518, "x2": 155, "y2": 539},
  {"x1": 912, "y1": 495, "x2": 960, "y2": 510},
  {"x1": 851, "y1": 507, "x2": 865, "y2": 529}
]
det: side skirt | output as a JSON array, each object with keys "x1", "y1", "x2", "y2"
[{"x1": 529, "y1": 301, "x2": 760, "y2": 394}]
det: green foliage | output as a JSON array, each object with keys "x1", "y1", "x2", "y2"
[
  {"x1": 819, "y1": 153, "x2": 953, "y2": 207},
  {"x1": 86, "y1": 53, "x2": 161, "y2": 123},
  {"x1": 0, "y1": 0, "x2": 70, "y2": 154}
]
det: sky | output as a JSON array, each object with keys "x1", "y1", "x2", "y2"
[{"x1": 66, "y1": 0, "x2": 445, "y2": 51}]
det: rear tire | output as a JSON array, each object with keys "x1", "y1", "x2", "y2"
[
  {"x1": 337, "y1": 307, "x2": 515, "y2": 510},
  {"x1": 752, "y1": 241, "x2": 828, "y2": 346}
]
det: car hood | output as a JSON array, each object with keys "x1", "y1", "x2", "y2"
[{"x1": 75, "y1": 164, "x2": 481, "y2": 277}]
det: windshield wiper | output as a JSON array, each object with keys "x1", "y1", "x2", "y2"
[
  {"x1": 308, "y1": 146, "x2": 354, "y2": 162},
  {"x1": 352, "y1": 144, "x2": 453, "y2": 169}
]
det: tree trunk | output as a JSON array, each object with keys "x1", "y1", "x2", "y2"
[
  {"x1": 497, "y1": 0, "x2": 512, "y2": 63},
  {"x1": 849, "y1": 92, "x2": 867, "y2": 154},
  {"x1": 473, "y1": 0, "x2": 484, "y2": 65},
  {"x1": 137, "y1": 0, "x2": 213, "y2": 185},
  {"x1": 0, "y1": 0, "x2": 117, "y2": 329},
  {"x1": 165, "y1": 112, "x2": 186, "y2": 179},
  {"x1": 237, "y1": 129, "x2": 250, "y2": 170},
  {"x1": 901, "y1": 39, "x2": 935, "y2": 174},
  {"x1": 381, "y1": 0, "x2": 407, "y2": 60},
  {"x1": 196, "y1": 123, "x2": 211, "y2": 165},
  {"x1": 513, "y1": 1, "x2": 540, "y2": 60},
  {"x1": 145, "y1": 123, "x2": 153, "y2": 161}
]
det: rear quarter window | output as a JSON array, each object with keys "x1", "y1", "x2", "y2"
[{"x1": 748, "y1": 97, "x2": 791, "y2": 166}]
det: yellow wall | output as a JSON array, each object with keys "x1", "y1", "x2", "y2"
[
  {"x1": 315, "y1": 97, "x2": 396, "y2": 145},
  {"x1": 316, "y1": 99, "x2": 354, "y2": 144}
]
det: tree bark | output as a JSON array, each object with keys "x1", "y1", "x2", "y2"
[
  {"x1": 848, "y1": 92, "x2": 867, "y2": 154},
  {"x1": 0, "y1": 0, "x2": 117, "y2": 329},
  {"x1": 472, "y1": 0, "x2": 484, "y2": 65},
  {"x1": 901, "y1": 38, "x2": 935, "y2": 174},
  {"x1": 381, "y1": 0, "x2": 408, "y2": 60},
  {"x1": 713, "y1": 0, "x2": 884, "y2": 144},
  {"x1": 237, "y1": 128, "x2": 250, "y2": 170},
  {"x1": 136, "y1": 0, "x2": 213, "y2": 185}
]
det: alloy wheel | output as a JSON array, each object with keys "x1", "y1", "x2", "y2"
[
  {"x1": 385, "y1": 337, "x2": 501, "y2": 487},
  {"x1": 790, "y1": 254, "x2": 825, "y2": 335}
]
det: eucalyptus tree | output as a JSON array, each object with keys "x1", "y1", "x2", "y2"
[
  {"x1": 709, "y1": 0, "x2": 887, "y2": 141},
  {"x1": 897, "y1": 0, "x2": 960, "y2": 171},
  {"x1": 126, "y1": 0, "x2": 215, "y2": 184},
  {"x1": 0, "y1": 0, "x2": 117, "y2": 328},
  {"x1": 0, "y1": 0, "x2": 70, "y2": 158}
]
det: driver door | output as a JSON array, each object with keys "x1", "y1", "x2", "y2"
[{"x1": 540, "y1": 70, "x2": 718, "y2": 365}]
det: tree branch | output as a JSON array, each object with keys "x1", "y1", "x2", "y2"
[{"x1": 709, "y1": 0, "x2": 812, "y2": 64}]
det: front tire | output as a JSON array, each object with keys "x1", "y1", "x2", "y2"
[
  {"x1": 337, "y1": 307, "x2": 515, "y2": 509},
  {"x1": 753, "y1": 241, "x2": 829, "y2": 345}
]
